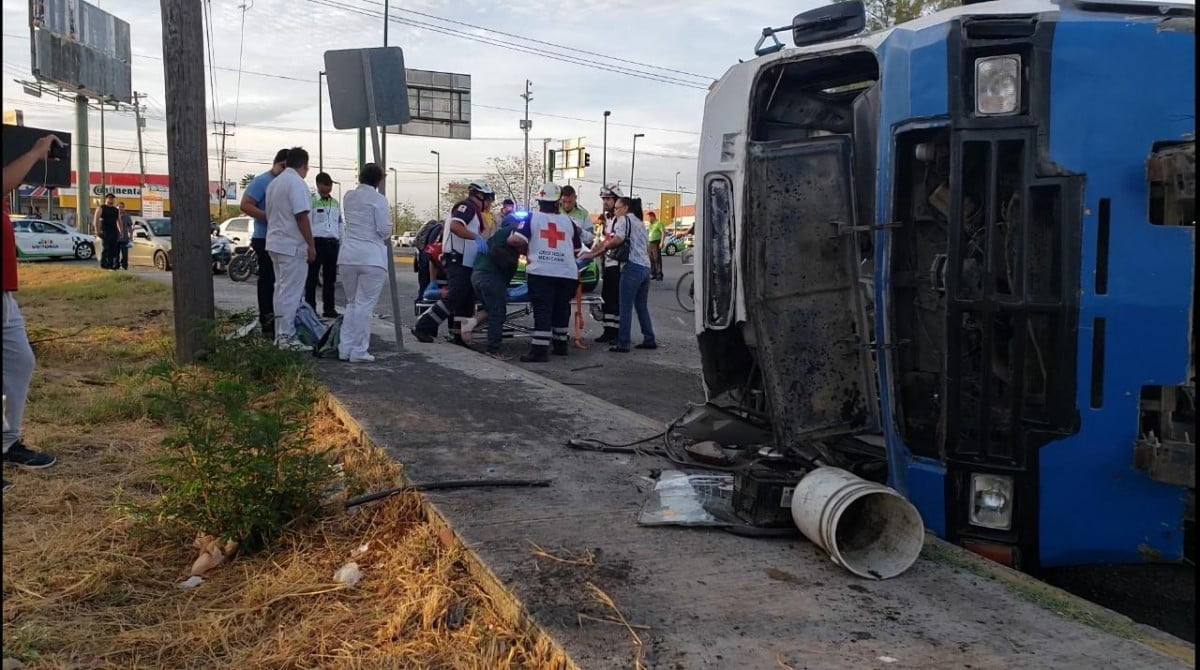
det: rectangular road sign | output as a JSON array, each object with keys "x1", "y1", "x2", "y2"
[{"x1": 323, "y1": 47, "x2": 412, "y2": 130}]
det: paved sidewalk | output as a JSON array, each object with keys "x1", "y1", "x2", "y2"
[{"x1": 210, "y1": 281, "x2": 1192, "y2": 669}]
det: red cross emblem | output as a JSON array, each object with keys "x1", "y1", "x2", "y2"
[{"x1": 539, "y1": 221, "x2": 566, "y2": 249}]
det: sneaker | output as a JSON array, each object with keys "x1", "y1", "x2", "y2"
[
  {"x1": 3, "y1": 478, "x2": 12, "y2": 493},
  {"x1": 608, "y1": 346, "x2": 631, "y2": 354},
  {"x1": 459, "y1": 317, "x2": 478, "y2": 340},
  {"x1": 276, "y1": 337, "x2": 310, "y2": 352},
  {"x1": 3, "y1": 442, "x2": 56, "y2": 469},
  {"x1": 338, "y1": 352, "x2": 350, "y2": 361},
  {"x1": 348, "y1": 353, "x2": 376, "y2": 363},
  {"x1": 635, "y1": 342, "x2": 658, "y2": 350},
  {"x1": 411, "y1": 328, "x2": 436, "y2": 344}
]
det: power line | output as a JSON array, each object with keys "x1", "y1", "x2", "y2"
[
  {"x1": 357, "y1": 0, "x2": 715, "y2": 82},
  {"x1": 307, "y1": 0, "x2": 710, "y2": 91}
]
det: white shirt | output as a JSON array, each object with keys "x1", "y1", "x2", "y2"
[
  {"x1": 310, "y1": 196, "x2": 343, "y2": 240},
  {"x1": 338, "y1": 184, "x2": 391, "y2": 269},
  {"x1": 264, "y1": 168, "x2": 312, "y2": 257},
  {"x1": 441, "y1": 199, "x2": 483, "y2": 268},
  {"x1": 517, "y1": 212, "x2": 581, "y2": 280},
  {"x1": 614, "y1": 214, "x2": 651, "y2": 268}
]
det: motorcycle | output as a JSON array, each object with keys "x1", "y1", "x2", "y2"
[
  {"x1": 211, "y1": 234, "x2": 234, "y2": 274},
  {"x1": 228, "y1": 245, "x2": 257, "y2": 282}
]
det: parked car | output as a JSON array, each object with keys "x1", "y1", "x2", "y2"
[
  {"x1": 102, "y1": 217, "x2": 173, "y2": 271},
  {"x1": 397, "y1": 231, "x2": 417, "y2": 247},
  {"x1": 12, "y1": 218, "x2": 96, "y2": 260},
  {"x1": 219, "y1": 215, "x2": 254, "y2": 247}
]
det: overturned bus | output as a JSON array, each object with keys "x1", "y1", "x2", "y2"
[{"x1": 693, "y1": 0, "x2": 1195, "y2": 570}]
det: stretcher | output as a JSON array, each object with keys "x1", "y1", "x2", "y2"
[{"x1": 414, "y1": 282, "x2": 604, "y2": 342}]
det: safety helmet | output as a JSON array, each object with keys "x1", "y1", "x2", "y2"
[
  {"x1": 599, "y1": 183, "x2": 623, "y2": 198},
  {"x1": 468, "y1": 182, "x2": 496, "y2": 198},
  {"x1": 535, "y1": 182, "x2": 561, "y2": 202}
]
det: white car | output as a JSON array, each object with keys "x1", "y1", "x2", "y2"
[
  {"x1": 397, "y1": 231, "x2": 417, "y2": 247},
  {"x1": 12, "y1": 218, "x2": 96, "y2": 260},
  {"x1": 218, "y1": 215, "x2": 254, "y2": 248}
]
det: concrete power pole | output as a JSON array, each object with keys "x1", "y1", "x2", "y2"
[
  {"x1": 212, "y1": 121, "x2": 235, "y2": 218},
  {"x1": 160, "y1": 0, "x2": 215, "y2": 363},
  {"x1": 133, "y1": 92, "x2": 147, "y2": 214},
  {"x1": 520, "y1": 80, "x2": 532, "y2": 206},
  {"x1": 74, "y1": 96, "x2": 90, "y2": 235}
]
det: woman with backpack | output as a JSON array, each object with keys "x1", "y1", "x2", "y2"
[{"x1": 335, "y1": 163, "x2": 392, "y2": 362}]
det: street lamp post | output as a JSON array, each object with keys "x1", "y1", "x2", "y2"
[
  {"x1": 318, "y1": 71, "x2": 326, "y2": 172},
  {"x1": 629, "y1": 133, "x2": 645, "y2": 197},
  {"x1": 430, "y1": 150, "x2": 440, "y2": 212},
  {"x1": 602, "y1": 110, "x2": 611, "y2": 188},
  {"x1": 675, "y1": 171, "x2": 680, "y2": 194}
]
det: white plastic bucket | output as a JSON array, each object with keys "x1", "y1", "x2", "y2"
[{"x1": 790, "y1": 466, "x2": 925, "y2": 579}]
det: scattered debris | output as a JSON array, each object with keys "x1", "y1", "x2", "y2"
[
  {"x1": 571, "y1": 364, "x2": 603, "y2": 372},
  {"x1": 333, "y1": 562, "x2": 364, "y2": 587},
  {"x1": 190, "y1": 535, "x2": 238, "y2": 577},
  {"x1": 177, "y1": 575, "x2": 205, "y2": 589},
  {"x1": 350, "y1": 542, "x2": 370, "y2": 558},
  {"x1": 764, "y1": 567, "x2": 805, "y2": 586},
  {"x1": 586, "y1": 582, "x2": 646, "y2": 670},
  {"x1": 445, "y1": 599, "x2": 467, "y2": 630},
  {"x1": 529, "y1": 541, "x2": 596, "y2": 567},
  {"x1": 225, "y1": 319, "x2": 259, "y2": 341},
  {"x1": 878, "y1": 656, "x2": 899, "y2": 663}
]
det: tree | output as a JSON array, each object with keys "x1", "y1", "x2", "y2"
[
  {"x1": 436, "y1": 154, "x2": 546, "y2": 215},
  {"x1": 240, "y1": 173, "x2": 256, "y2": 188},
  {"x1": 392, "y1": 201, "x2": 423, "y2": 235},
  {"x1": 846, "y1": 0, "x2": 958, "y2": 30}
]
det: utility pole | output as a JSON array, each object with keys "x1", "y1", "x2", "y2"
[
  {"x1": 520, "y1": 80, "x2": 532, "y2": 206},
  {"x1": 133, "y1": 92, "x2": 147, "y2": 214},
  {"x1": 160, "y1": 0, "x2": 215, "y2": 363},
  {"x1": 380, "y1": 0, "x2": 388, "y2": 203},
  {"x1": 74, "y1": 95, "x2": 90, "y2": 235},
  {"x1": 99, "y1": 103, "x2": 107, "y2": 194},
  {"x1": 318, "y1": 71, "x2": 325, "y2": 173},
  {"x1": 212, "y1": 121, "x2": 235, "y2": 219},
  {"x1": 630, "y1": 133, "x2": 644, "y2": 197},
  {"x1": 542, "y1": 138, "x2": 550, "y2": 184},
  {"x1": 602, "y1": 110, "x2": 611, "y2": 189}
]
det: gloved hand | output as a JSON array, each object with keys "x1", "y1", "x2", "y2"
[{"x1": 474, "y1": 236, "x2": 488, "y2": 255}]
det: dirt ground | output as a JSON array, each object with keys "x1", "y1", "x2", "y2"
[{"x1": 1, "y1": 265, "x2": 563, "y2": 669}]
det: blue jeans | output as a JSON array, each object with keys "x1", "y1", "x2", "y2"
[
  {"x1": 617, "y1": 262, "x2": 655, "y2": 349},
  {"x1": 471, "y1": 269, "x2": 508, "y2": 353}
]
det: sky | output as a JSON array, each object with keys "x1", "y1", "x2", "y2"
[{"x1": 2, "y1": 0, "x2": 820, "y2": 216}]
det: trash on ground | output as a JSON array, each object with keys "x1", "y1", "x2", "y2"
[
  {"x1": 350, "y1": 542, "x2": 370, "y2": 558},
  {"x1": 637, "y1": 470, "x2": 735, "y2": 526},
  {"x1": 176, "y1": 575, "x2": 205, "y2": 589},
  {"x1": 333, "y1": 562, "x2": 364, "y2": 586},
  {"x1": 878, "y1": 656, "x2": 899, "y2": 663},
  {"x1": 225, "y1": 319, "x2": 259, "y2": 341},
  {"x1": 190, "y1": 534, "x2": 238, "y2": 577}
]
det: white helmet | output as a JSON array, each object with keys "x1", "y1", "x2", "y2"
[
  {"x1": 599, "y1": 183, "x2": 623, "y2": 198},
  {"x1": 468, "y1": 182, "x2": 495, "y2": 197},
  {"x1": 535, "y1": 182, "x2": 561, "y2": 202}
]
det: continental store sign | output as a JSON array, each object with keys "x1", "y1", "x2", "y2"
[{"x1": 57, "y1": 183, "x2": 171, "y2": 210}]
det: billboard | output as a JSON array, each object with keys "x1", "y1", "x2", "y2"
[
  {"x1": 387, "y1": 69, "x2": 471, "y2": 140},
  {"x1": 29, "y1": 0, "x2": 133, "y2": 103}
]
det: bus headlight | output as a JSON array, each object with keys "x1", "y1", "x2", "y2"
[
  {"x1": 969, "y1": 473, "x2": 1013, "y2": 530},
  {"x1": 975, "y1": 55, "x2": 1021, "y2": 116}
]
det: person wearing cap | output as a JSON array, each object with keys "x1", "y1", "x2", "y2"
[
  {"x1": 592, "y1": 183, "x2": 624, "y2": 343},
  {"x1": 500, "y1": 198, "x2": 516, "y2": 219},
  {"x1": 240, "y1": 148, "x2": 290, "y2": 338},
  {"x1": 511, "y1": 183, "x2": 582, "y2": 362},
  {"x1": 412, "y1": 182, "x2": 495, "y2": 344}
]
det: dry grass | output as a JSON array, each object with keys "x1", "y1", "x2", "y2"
[{"x1": 3, "y1": 265, "x2": 566, "y2": 670}]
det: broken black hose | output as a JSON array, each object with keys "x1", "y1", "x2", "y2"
[{"x1": 344, "y1": 479, "x2": 551, "y2": 508}]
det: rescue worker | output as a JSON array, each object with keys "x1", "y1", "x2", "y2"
[
  {"x1": 592, "y1": 183, "x2": 623, "y2": 343},
  {"x1": 512, "y1": 183, "x2": 582, "y2": 362},
  {"x1": 305, "y1": 172, "x2": 343, "y2": 318},
  {"x1": 411, "y1": 182, "x2": 495, "y2": 344},
  {"x1": 559, "y1": 185, "x2": 592, "y2": 248}
]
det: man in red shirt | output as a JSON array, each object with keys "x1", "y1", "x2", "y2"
[{"x1": 3, "y1": 134, "x2": 60, "y2": 492}]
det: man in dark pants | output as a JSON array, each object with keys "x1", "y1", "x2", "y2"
[
  {"x1": 515, "y1": 183, "x2": 582, "y2": 362},
  {"x1": 116, "y1": 202, "x2": 132, "y2": 270},
  {"x1": 411, "y1": 182, "x2": 495, "y2": 344},
  {"x1": 92, "y1": 193, "x2": 120, "y2": 270},
  {"x1": 239, "y1": 149, "x2": 289, "y2": 337},
  {"x1": 593, "y1": 183, "x2": 623, "y2": 343},
  {"x1": 304, "y1": 172, "x2": 342, "y2": 318}
]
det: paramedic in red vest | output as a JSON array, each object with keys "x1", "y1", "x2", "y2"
[
  {"x1": 513, "y1": 183, "x2": 583, "y2": 362},
  {"x1": 411, "y1": 182, "x2": 495, "y2": 344},
  {"x1": 3, "y1": 134, "x2": 60, "y2": 493},
  {"x1": 592, "y1": 183, "x2": 623, "y2": 343}
]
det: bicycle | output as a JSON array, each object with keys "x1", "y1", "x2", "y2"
[{"x1": 676, "y1": 268, "x2": 694, "y2": 312}]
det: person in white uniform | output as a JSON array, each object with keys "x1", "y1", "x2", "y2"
[
  {"x1": 264, "y1": 147, "x2": 315, "y2": 351},
  {"x1": 336, "y1": 163, "x2": 391, "y2": 362}
]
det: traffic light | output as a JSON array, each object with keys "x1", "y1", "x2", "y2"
[{"x1": 584, "y1": 152, "x2": 591, "y2": 167}]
